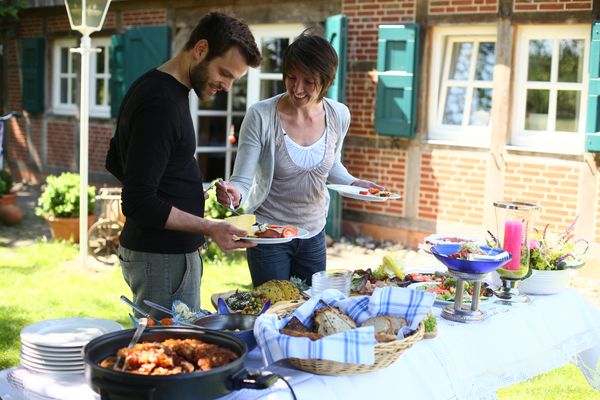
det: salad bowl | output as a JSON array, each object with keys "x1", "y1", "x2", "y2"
[{"x1": 430, "y1": 244, "x2": 512, "y2": 274}]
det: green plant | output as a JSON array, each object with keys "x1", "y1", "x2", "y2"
[
  {"x1": 35, "y1": 172, "x2": 96, "y2": 218},
  {"x1": 423, "y1": 312, "x2": 437, "y2": 333},
  {"x1": 0, "y1": 169, "x2": 12, "y2": 196}
]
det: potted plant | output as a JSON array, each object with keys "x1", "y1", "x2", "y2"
[
  {"x1": 0, "y1": 169, "x2": 16, "y2": 207},
  {"x1": 35, "y1": 172, "x2": 96, "y2": 243},
  {"x1": 519, "y1": 217, "x2": 589, "y2": 295}
]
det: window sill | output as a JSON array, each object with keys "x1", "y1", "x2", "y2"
[
  {"x1": 505, "y1": 145, "x2": 585, "y2": 160},
  {"x1": 421, "y1": 138, "x2": 490, "y2": 151}
]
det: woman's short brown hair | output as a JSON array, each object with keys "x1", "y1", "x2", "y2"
[
  {"x1": 185, "y1": 12, "x2": 261, "y2": 68},
  {"x1": 282, "y1": 30, "x2": 338, "y2": 100}
]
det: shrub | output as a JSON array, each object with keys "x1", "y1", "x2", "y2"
[
  {"x1": 35, "y1": 172, "x2": 96, "y2": 218},
  {"x1": 0, "y1": 169, "x2": 13, "y2": 196}
]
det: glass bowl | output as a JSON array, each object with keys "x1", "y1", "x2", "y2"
[{"x1": 430, "y1": 244, "x2": 512, "y2": 274}]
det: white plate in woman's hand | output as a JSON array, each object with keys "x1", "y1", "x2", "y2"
[
  {"x1": 327, "y1": 184, "x2": 401, "y2": 202},
  {"x1": 238, "y1": 226, "x2": 310, "y2": 244}
]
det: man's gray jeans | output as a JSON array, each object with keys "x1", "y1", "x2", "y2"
[{"x1": 119, "y1": 246, "x2": 203, "y2": 320}]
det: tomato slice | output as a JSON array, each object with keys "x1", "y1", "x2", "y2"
[
  {"x1": 368, "y1": 187, "x2": 380, "y2": 195},
  {"x1": 281, "y1": 226, "x2": 298, "y2": 238},
  {"x1": 359, "y1": 190, "x2": 368, "y2": 195}
]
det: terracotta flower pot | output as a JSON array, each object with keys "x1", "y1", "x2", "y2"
[
  {"x1": 47, "y1": 214, "x2": 96, "y2": 243},
  {"x1": 0, "y1": 193, "x2": 17, "y2": 208},
  {"x1": 0, "y1": 204, "x2": 23, "y2": 225}
]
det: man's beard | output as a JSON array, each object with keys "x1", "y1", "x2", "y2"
[{"x1": 189, "y1": 60, "x2": 210, "y2": 100}]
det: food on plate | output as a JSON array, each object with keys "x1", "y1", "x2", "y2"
[
  {"x1": 404, "y1": 273, "x2": 442, "y2": 283},
  {"x1": 413, "y1": 275, "x2": 493, "y2": 303},
  {"x1": 351, "y1": 255, "x2": 407, "y2": 295},
  {"x1": 421, "y1": 233, "x2": 481, "y2": 253},
  {"x1": 357, "y1": 187, "x2": 398, "y2": 198},
  {"x1": 314, "y1": 305, "x2": 357, "y2": 336},
  {"x1": 253, "y1": 225, "x2": 299, "y2": 239},
  {"x1": 255, "y1": 279, "x2": 301, "y2": 303},
  {"x1": 225, "y1": 290, "x2": 269, "y2": 314},
  {"x1": 99, "y1": 338, "x2": 238, "y2": 374},
  {"x1": 448, "y1": 243, "x2": 486, "y2": 259},
  {"x1": 224, "y1": 214, "x2": 256, "y2": 235}
]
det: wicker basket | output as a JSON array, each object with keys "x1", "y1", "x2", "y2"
[{"x1": 286, "y1": 321, "x2": 424, "y2": 375}]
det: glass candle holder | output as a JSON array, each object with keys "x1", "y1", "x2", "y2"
[{"x1": 493, "y1": 201, "x2": 540, "y2": 303}]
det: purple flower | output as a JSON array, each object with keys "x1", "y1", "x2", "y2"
[{"x1": 530, "y1": 239, "x2": 540, "y2": 250}]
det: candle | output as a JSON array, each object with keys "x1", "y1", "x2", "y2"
[{"x1": 503, "y1": 220, "x2": 523, "y2": 270}]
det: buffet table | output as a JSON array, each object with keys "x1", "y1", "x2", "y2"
[{"x1": 1, "y1": 289, "x2": 599, "y2": 400}]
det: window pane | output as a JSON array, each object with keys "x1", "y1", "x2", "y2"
[
  {"x1": 527, "y1": 39, "x2": 552, "y2": 82},
  {"x1": 61, "y1": 48, "x2": 69, "y2": 73},
  {"x1": 448, "y1": 42, "x2": 472, "y2": 80},
  {"x1": 60, "y1": 78, "x2": 68, "y2": 103},
  {"x1": 196, "y1": 116, "x2": 226, "y2": 182},
  {"x1": 199, "y1": 91, "x2": 227, "y2": 111},
  {"x1": 558, "y1": 39, "x2": 583, "y2": 83},
  {"x1": 72, "y1": 53, "x2": 80, "y2": 74},
  {"x1": 260, "y1": 79, "x2": 284, "y2": 101},
  {"x1": 261, "y1": 38, "x2": 288, "y2": 73},
  {"x1": 71, "y1": 78, "x2": 77, "y2": 103},
  {"x1": 469, "y1": 88, "x2": 492, "y2": 126},
  {"x1": 442, "y1": 87, "x2": 466, "y2": 125},
  {"x1": 232, "y1": 76, "x2": 247, "y2": 111},
  {"x1": 96, "y1": 79, "x2": 105, "y2": 105},
  {"x1": 556, "y1": 90, "x2": 580, "y2": 132},
  {"x1": 475, "y1": 42, "x2": 495, "y2": 81},
  {"x1": 96, "y1": 50, "x2": 105, "y2": 73},
  {"x1": 525, "y1": 89, "x2": 549, "y2": 130}
]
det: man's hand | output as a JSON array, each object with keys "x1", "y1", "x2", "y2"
[
  {"x1": 206, "y1": 220, "x2": 256, "y2": 252},
  {"x1": 351, "y1": 179, "x2": 385, "y2": 191},
  {"x1": 216, "y1": 181, "x2": 242, "y2": 208}
]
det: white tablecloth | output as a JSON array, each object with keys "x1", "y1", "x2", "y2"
[{"x1": 1, "y1": 289, "x2": 599, "y2": 400}]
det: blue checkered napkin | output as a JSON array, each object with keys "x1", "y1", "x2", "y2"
[{"x1": 254, "y1": 287, "x2": 435, "y2": 365}]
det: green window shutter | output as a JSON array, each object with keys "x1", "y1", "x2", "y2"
[
  {"x1": 375, "y1": 24, "x2": 420, "y2": 137},
  {"x1": 325, "y1": 14, "x2": 348, "y2": 104},
  {"x1": 110, "y1": 34, "x2": 125, "y2": 118},
  {"x1": 585, "y1": 21, "x2": 600, "y2": 152},
  {"x1": 325, "y1": 14, "x2": 348, "y2": 240},
  {"x1": 110, "y1": 26, "x2": 170, "y2": 117},
  {"x1": 22, "y1": 38, "x2": 45, "y2": 113}
]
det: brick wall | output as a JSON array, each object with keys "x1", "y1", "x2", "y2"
[
  {"x1": 513, "y1": 0, "x2": 592, "y2": 12},
  {"x1": 503, "y1": 156, "x2": 580, "y2": 230},
  {"x1": 343, "y1": 145, "x2": 407, "y2": 216},
  {"x1": 121, "y1": 9, "x2": 167, "y2": 27},
  {"x1": 89, "y1": 124, "x2": 114, "y2": 172},
  {"x1": 429, "y1": 0, "x2": 498, "y2": 14},
  {"x1": 418, "y1": 150, "x2": 486, "y2": 225},
  {"x1": 345, "y1": 73, "x2": 376, "y2": 137},
  {"x1": 19, "y1": 17, "x2": 43, "y2": 37},
  {"x1": 46, "y1": 14, "x2": 71, "y2": 33},
  {"x1": 47, "y1": 122, "x2": 75, "y2": 168},
  {"x1": 4, "y1": 119, "x2": 28, "y2": 163}
]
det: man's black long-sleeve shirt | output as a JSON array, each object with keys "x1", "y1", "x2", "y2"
[{"x1": 106, "y1": 69, "x2": 205, "y2": 253}]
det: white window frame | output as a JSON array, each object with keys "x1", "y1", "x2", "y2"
[
  {"x1": 52, "y1": 38, "x2": 111, "y2": 118},
  {"x1": 247, "y1": 24, "x2": 304, "y2": 107},
  {"x1": 189, "y1": 23, "x2": 304, "y2": 180},
  {"x1": 511, "y1": 25, "x2": 589, "y2": 154},
  {"x1": 428, "y1": 25, "x2": 496, "y2": 146}
]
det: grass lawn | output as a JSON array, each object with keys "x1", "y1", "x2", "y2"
[{"x1": 0, "y1": 241, "x2": 598, "y2": 399}]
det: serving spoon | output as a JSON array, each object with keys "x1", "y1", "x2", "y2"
[{"x1": 113, "y1": 317, "x2": 147, "y2": 372}]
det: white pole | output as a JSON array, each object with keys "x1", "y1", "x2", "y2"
[{"x1": 77, "y1": 35, "x2": 93, "y2": 266}]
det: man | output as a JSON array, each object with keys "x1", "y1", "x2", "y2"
[{"x1": 105, "y1": 12, "x2": 260, "y2": 319}]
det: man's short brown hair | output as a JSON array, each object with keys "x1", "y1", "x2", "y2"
[
  {"x1": 185, "y1": 12, "x2": 261, "y2": 68},
  {"x1": 282, "y1": 30, "x2": 338, "y2": 100}
]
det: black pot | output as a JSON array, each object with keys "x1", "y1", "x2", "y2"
[{"x1": 84, "y1": 326, "x2": 275, "y2": 400}]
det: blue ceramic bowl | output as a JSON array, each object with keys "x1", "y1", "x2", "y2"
[
  {"x1": 430, "y1": 244, "x2": 512, "y2": 274},
  {"x1": 193, "y1": 313, "x2": 257, "y2": 352}
]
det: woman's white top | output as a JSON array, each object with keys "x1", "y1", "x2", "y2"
[{"x1": 282, "y1": 128, "x2": 327, "y2": 169}]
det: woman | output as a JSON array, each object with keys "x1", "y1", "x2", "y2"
[{"x1": 216, "y1": 31, "x2": 383, "y2": 287}]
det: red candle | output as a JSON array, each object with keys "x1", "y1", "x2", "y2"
[{"x1": 503, "y1": 220, "x2": 523, "y2": 270}]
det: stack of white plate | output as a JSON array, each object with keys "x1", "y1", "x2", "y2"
[{"x1": 20, "y1": 317, "x2": 122, "y2": 374}]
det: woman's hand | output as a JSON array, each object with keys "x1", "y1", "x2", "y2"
[
  {"x1": 216, "y1": 181, "x2": 242, "y2": 208},
  {"x1": 351, "y1": 179, "x2": 385, "y2": 191}
]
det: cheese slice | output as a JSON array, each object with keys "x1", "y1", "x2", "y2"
[{"x1": 224, "y1": 214, "x2": 256, "y2": 235}]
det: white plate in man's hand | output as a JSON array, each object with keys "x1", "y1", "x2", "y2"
[
  {"x1": 327, "y1": 184, "x2": 401, "y2": 202},
  {"x1": 239, "y1": 226, "x2": 310, "y2": 244}
]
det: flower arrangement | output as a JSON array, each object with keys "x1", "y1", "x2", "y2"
[{"x1": 529, "y1": 217, "x2": 589, "y2": 271}]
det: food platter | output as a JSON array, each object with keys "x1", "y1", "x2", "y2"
[
  {"x1": 239, "y1": 226, "x2": 309, "y2": 244},
  {"x1": 327, "y1": 184, "x2": 400, "y2": 202},
  {"x1": 408, "y1": 282, "x2": 492, "y2": 306}
]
